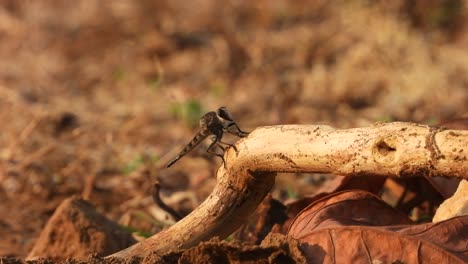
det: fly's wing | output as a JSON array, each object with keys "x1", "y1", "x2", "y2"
[{"x1": 166, "y1": 130, "x2": 209, "y2": 167}]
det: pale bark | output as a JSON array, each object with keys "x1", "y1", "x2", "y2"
[
  {"x1": 108, "y1": 122, "x2": 467, "y2": 258},
  {"x1": 433, "y1": 180, "x2": 468, "y2": 222}
]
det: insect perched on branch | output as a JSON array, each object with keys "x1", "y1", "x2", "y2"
[{"x1": 166, "y1": 107, "x2": 248, "y2": 168}]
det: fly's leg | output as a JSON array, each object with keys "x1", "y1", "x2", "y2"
[
  {"x1": 225, "y1": 123, "x2": 249, "y2": 138},
  {"x1": 207, "y1": 135, "x2": 228, "y2": 152},
  {"x1": 207, "y1": 136, "x2": 225, "y2": 160},
  {"x1": 217, "y1": 139, "x2": 238, "y2": 152},
  {"x1": 206, "y1": 135, "x2": 231, "y2": 168}
]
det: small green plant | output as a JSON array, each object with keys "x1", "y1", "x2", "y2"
[
  {"x1": 120, "y1": 210, "x2": 168, "y2": 238},
  {"x1": 416, "y1": 213, "x2": 434, "y2": 223},
  {"x1": 375, "y1": 116, "x2": 394, "y2": 123},
  {"x1": 210, "y1": 83, "x2": 226, "y2": 97},
  {"x1": 285, "y1": 185, "x2": 299, "y2": 199},
  {"x1": 146, "y1": 75, "x2": 163, "y2": 90},
  {"x1": 112, "y1": 66, "x2": 127, "y2": 81},
  {"x1": 120, "y1": 225, "x2": 154, "y2": 238},
  {"x1": 132, "y1": 210, "x2": 163, "y2": 225},
  {"x1": 122, "y1": 153, "x2": 159, "y2": 175},
  {"x1": 170, "y1": 100, "x2": 204, "y2": 127},
  {"x1": 425, "y1": 117, "x2": 439, "y2": 126}
]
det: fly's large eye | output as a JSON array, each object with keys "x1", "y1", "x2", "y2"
[{"x1": 217, "y1": 107, "x2": 234, "y2": 121}]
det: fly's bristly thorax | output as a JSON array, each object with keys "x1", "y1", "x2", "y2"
[{"x1": 200, "y1": 111, "x2": 217, "y2": 130}]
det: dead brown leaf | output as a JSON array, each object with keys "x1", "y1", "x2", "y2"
[
  {"x1": 282, "y1": 176, "x2": 387, "y2": 233},
  {"x1": 288, "y1": 190, "x2": 413, "y2": 238},
  {"x1": 294, "y1": 225, "x2": 465, "y2": 263},
  {"x1": 288, "y1": 190, "x2": 468, "y2": 263},
  {"x1": 387, "y1": 216, "x2": 468, "y2": 261}
]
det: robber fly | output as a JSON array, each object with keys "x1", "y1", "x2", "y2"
[{"x1": 166, "y1": 107, "x2": 248, "y2": 168}]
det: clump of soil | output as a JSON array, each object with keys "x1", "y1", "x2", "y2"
[
  {"x1": 27, "y1": 197, "x2": 136, "y2": 260},
  {"x1": 18, "y1": 196, "x2": 306, "y2": 263}
]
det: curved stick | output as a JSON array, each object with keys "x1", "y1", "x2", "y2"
[{"x1": 108, "y1": 122, "x2": 468, "y2": 258}]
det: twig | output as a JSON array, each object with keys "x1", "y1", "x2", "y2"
[
  {"x1": 82, "y1": 174, "x2": 97, "y2": 200},
  {"x1": 151, "y1": 181, "x2": 182, "y2": 221},
  {"x1": 6, "y1": 117, "x2": 42, "y2": 160},
  {"x1": 17, "y1": 142, "x2": 57, "y2": 170}
]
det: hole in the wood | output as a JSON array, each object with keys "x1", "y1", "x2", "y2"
[{"x1": 376, "y1": 139, "x2": 396, "y2": 156}]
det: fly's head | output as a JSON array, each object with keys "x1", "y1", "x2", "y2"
[{"x1": 217, "y1": 106, "x2": 235, "y2": 124}]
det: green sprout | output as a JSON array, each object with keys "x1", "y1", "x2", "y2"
[
  {"x1": 122, "y1": 153, "x2": 159, "y2": 175},
  {"x1": 210, "y1": 83, "x2": 226, "y2": 97},
  {"x1": 425, "y1": 117, "x2": 439, "y2": 126},
  {"x1": 375, "y1": 116, "x2": 394, "y2": 123},
  {"x1": 286, "y1": 185, "x2": 299, "y2": 199},
  {"x1": 146, "y1": 75, "x2": 163, "y2": 90},
  {"x1": 112, "y1": 66, "x2": 127, "y2": 81},
  {"x1": 120, "y1": 225, "x2": 154, "y2": 238},
  {"x1": 170, "y1": 100, "x2": 204, "y2": 127}
]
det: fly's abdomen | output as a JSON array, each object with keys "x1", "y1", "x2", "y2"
[
  {"x1": 180, "y1": 130, "x2": 209, "y2": 155},
  {"x1": 166, "y1": 130, "x2": 210, "y2": 167}
]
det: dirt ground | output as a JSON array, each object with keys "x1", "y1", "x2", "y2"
[{"x1": 0, "y1": 0, "x2": 467, "y2": 262}]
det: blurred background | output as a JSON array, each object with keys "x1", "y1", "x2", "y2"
[{"x1": 0, "y1": 0, "x2": 467, "y2": 257}]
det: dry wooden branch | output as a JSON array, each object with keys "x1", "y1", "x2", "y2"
[{"x1": 108, "y1": 122, "x2": 467, "y2": 258}]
